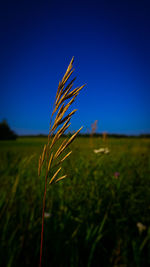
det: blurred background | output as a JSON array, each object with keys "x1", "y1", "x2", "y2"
[{"x1": 0, "y1": 1, "x2": 150, "y2": 267}]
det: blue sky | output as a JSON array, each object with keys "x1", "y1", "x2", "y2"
[{"x1": 0, "y1": 0, "x2": 150, "y2": 135}]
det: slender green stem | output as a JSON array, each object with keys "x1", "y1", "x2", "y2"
[{"x1": 39, "y1": 171, "x2": 48, "y2": 267}]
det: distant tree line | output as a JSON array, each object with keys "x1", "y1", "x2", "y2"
[
  {"x1": 0, "y1": 120, "x2": 17, "y2": 140},
  {"x1": 19, "y1": 133, "x2": 150, "y2": 138},
  {"x1": 78, "y1": 133, "x2": 150, "y2": 138}
]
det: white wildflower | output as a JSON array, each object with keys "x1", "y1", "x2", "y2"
[
  {"x1": 137, "y1": 222, "x2": 146, "y2": 234},
  {"x1": 44, "y1": 212, "x2": 51, "y2": 218},
  {"x1": 94, "y1": 147, "x2": 110, "y2": 154},
  {"x1": 104, "y1": 147, "x2": 110, "y2": 154}
]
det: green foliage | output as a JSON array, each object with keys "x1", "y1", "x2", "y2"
[{"x1": 0, "y1": 137, "x2": 150, "y2": 266}]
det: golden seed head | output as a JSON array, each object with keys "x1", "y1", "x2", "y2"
[{"x1": 40, "y1": 57, "x2": 85, "y2": 185}]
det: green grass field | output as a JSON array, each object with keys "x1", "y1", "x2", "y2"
[{"x1": 0, "y1": 137, "x2": 150, "y2": 267}]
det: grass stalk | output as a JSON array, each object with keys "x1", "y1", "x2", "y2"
[{"x1": 38, "y1": 57, "x2": 85, "y2": 267}]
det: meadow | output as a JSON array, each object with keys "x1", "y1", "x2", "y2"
[{"x1": 0, "y1": 136, "x2": 150, "y2": 267}]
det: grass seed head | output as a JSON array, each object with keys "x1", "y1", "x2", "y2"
[{"x1": 39, "y1": 57, "x2": 84, "y2": 180}]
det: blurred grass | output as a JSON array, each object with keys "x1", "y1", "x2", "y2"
[{"x1": 0, "y1": 137, "x2": 150, "y2": 267}]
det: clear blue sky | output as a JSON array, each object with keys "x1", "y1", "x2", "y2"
[{"x1": 0, "y1": 0, "x2": 150, "y2": 135}]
